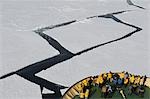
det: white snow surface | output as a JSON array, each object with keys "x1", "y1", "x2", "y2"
[{"x1": 0, "y1": 0, "x2": 150, "y2": 99}]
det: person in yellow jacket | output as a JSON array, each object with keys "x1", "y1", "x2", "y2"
[
  {"x1": 96, "y1": 74, "x2": 102, "y2": 84},
  {"x1": 107, "y1": 72, "x2": 112, "y2": 80},
  {"x1": 78, "y1": 83, "x2": 83, "y2": 93},
  {"x1": 139, "y1": 76, "x2": 145, "y2": 85},
  {"x1": 79, "y1": 91, "x2": 85, "y2": 99},
  {"x1": 96, "y1": 75, "x2": 104, "y2": 85},
  {"x1": 84, "y1": 89, "x2": 90, "y2": 99},
  {"x1": 124, "y1": 78, "x2": 129, "y2": 85},
  {"x1": 80, "y1": 79, "x2": 91, "y2": 99},
  {"x1": 129, "y1": 75, "x2": 135, "y2": 84},
  {"x1": 134, "y1": 76, "x2": 141, "y2": 85},
  {"x1": 79, "y1": 83, "x2": 85, "y2": 99},
  {"x1": 119, "y1": 72, "x2": 125, "y2": 79},
  {"x1": 82, "y1": 79, "x2": 88, "y2": 87},
  {"x1": 103, "y1": 73, "x2": 108, "y2": 80},
  {"x1": 99, "y1": 76, "x2": 104, "y2": 84}
]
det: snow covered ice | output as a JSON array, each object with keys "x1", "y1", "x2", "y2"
[{"x1": 0, "y1": 0, "x2": 150, "y2": 99}]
